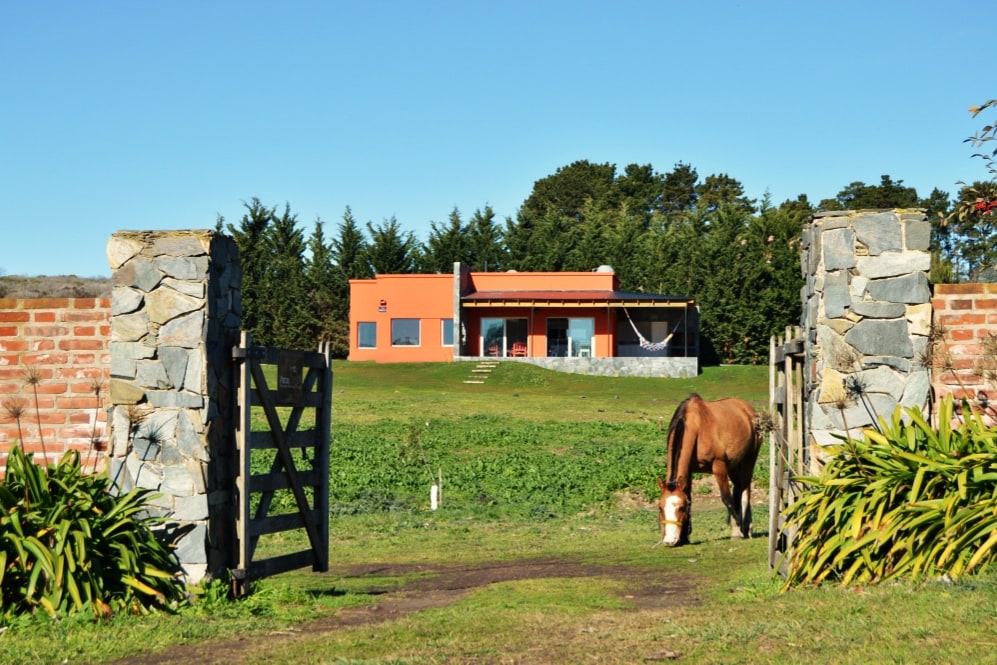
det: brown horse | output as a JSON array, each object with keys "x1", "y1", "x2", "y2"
[{"x1": 657, "y1": 394, "x2": 761, "y2": 546}]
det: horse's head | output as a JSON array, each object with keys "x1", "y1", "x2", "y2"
[{"x1": 657, "y1": 477, "x2": 689, "y2": 546}]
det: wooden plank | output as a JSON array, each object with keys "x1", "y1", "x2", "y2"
[
  {"x1": 248, "y1": 510, "x2": 323, "y2": 537},
  {"x1": 233, "y1": 345, "x2": 329, "y2": 369},
  {"x1": 249, "y1": 468, "x2": 323, "y2": 493},
  {"x1": 247, "y1": 550, "x2": 318, "y2": 580},
  {"x1": 250, "y1": 390, "x2": 327, "y2": 409},
  {"x1": 315, "y1": 345, "x2": 332, "y2": 572},
  {"x1": 234, "y1": 331, "x2": 254, "y2": 595},
  {"x1": 249, "y1": 429, "x2": 322, "y2": 450},
  {"x1": 768, "y1": 334, "x2": 778, "y2": 570}
]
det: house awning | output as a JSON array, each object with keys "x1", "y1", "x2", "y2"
[{"x1": 460, "y1": 290, "x2": 695, "y2": 308}]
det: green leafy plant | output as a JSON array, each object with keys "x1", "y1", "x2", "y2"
[
  {"x1": 0, "y1": 445, "x2": 188, "y2": 622},
  {"x1": 781, "y1": 395, "x2": 997, "y2": 588}
]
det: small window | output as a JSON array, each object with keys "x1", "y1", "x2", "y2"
[
  {"x1": 391, "y1": 319, "x2": 420, "y2": 346},
  {"x1": 441, "y1": 319, "x2": 454, "y2": 346},
  {"x1": 358, "y1": 322, "x2": 377, "y2": 348}
]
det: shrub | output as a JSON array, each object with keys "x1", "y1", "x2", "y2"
[
  {"x1": 781, "y1": 396, "x2": 997, "y2": 588},
  {"x1": 0, "y1": 445, "x2": 188, "y2": 622}
]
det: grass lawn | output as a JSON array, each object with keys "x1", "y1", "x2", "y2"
[{"x1": 4, "y1": 362, "x2": 997, "y2": 664}]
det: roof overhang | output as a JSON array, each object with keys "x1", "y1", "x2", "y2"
[{"x1": 460, "y1": 290, "x2": 695, "y2": 308}]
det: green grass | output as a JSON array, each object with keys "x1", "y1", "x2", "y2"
[{"x1": 5, "y1": 362, "x2": 997, "y2": 664}]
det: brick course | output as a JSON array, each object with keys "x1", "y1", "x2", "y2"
[
  {"x1": 932, "y1": 284, "x2": 997, "y2": 410},
  {"x1": 0, "y1": 298, "x2": 110, "y2": 469}
]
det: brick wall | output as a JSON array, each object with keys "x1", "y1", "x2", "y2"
[
  {"x1": 0, "y1": 298, "x2": 111, "y2": 468},
  {"x1": 931, "y1": 283, "x2": 997, "y2": 407}
]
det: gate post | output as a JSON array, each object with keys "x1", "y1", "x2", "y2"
[
  {"x1": 105, "y1": 230, "x2": 241, "y2": 583},
  {"x1": 800, "y1": 210, "x2": 932, "y2": 468}
]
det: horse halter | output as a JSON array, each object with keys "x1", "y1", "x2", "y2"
[{"x1": 658, "y1": 490, "x2": 688, "y2": 542}]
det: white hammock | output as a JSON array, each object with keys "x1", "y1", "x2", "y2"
[{"x1": 622, "y1": 309, "x2": 682, "y2": 352}]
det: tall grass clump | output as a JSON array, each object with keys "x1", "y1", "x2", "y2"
[
  {"x1": 782, "y1": 395, "x2": 997, "y2": 588},
  {"x1": 0, "y1": 444, "x2": 188, "y2": 623}
]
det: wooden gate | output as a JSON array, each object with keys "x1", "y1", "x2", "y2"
[
  {"x1": 768, "y1": 326, "x2": 806, "y2": 574},
  {"x1": 232, "y1": 331, "x2": 332, "y2": 595}
]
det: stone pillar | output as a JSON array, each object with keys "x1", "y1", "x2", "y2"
[
  {"x1": 800, "y1": 210, "x2": 932, "y2": 471},
  {"x1": 105, "y1": 230, "x2": 241, "y2": 583}
]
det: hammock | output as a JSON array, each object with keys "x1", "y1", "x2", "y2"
[{"x1": 622, "y1": 309, "x2": 682, "y2": 352}]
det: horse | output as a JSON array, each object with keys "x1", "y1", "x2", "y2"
[{"x1": 657, "y1": 393, "x2": 761, "y2": 547}]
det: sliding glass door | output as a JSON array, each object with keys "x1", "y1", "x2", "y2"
[
  {"x1": 481, "y1": 317, "x2": 528, "y2": 356},
  {"x1": 546, "y1": 318, "x2": 594, "y2": 357}
]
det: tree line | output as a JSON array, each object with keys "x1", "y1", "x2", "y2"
[{"x1": 220, "y1": 158, "x2": 996, "y2": 365}]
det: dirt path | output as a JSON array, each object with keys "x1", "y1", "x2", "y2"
[{"x1": 113, "y1": 556, "x2": 702, "y2": 665}]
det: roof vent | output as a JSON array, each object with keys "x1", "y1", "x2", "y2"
[{"x1": 595, "y1": 265, "x2": 614, "y2": 273}]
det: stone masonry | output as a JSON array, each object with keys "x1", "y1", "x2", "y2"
[
  {"x1": 800, "y1": 210, "x2": 933, "y2": 469},
  {"x1": 105, "y1": 230, "x2": 241, "y2": 583}
]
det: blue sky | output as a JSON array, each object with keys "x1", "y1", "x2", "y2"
[{"x1": 2, "y1": 0, "x2": 992, "y2": 277}]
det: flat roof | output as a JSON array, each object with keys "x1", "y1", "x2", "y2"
[{"x1": 461, "y1": 290, "x2": 695, "y2": 308}]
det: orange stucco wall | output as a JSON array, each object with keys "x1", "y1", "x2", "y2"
[
  {"x1": 462, "y1": 306, "x2": 617, "y2": 357},
  {"x1": 349, "y1": 274, "x2": 455, "y2": 362},
  {"x1": 467, "y1": 270, "x2": 618, "y2": 292},
  {"x1": 349, "y1": 269, "x2": 625, "y2": 363}
]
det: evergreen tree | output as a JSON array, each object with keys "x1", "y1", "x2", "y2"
[
  {"x1": 420, "y1": 207, "x2": 469, "y2": 273},
  {"x1": 332, "y1": 207, "x2": 372, "y2": 280},
  {"x1": 521, "y1": 160, "x2": 617, "y2": 223},
  {"x1": 696, "y1": 173, "x2": 756, "y2": 215},
  {"x1": 258, "y1": 204, "x2": 310, "y2": 348},
  {"x1": 365, "y1": 216, "x2": 418, "y2": 274},
  {"x1": 327, "y1": 207, "x2": 371, "y2": 357},
  {"x1": 305, "y1": 219, "x2": 347, "y2": 355},
  {"x1": 519, "y1": 208, "x2": 580, "y2": 272},
  {"x1": 466, "y1": 205, "x2": 505, "y2": 272},
  {"x1": 924, "y1": 188, "x2": 955, "y2": 283},
  {"x1": 503, "y1": 212, "x2": 534, "y2": 272},
  {"x1": 661, "y1": 162, "x2": 699, "y2": 216},
  {"x1": 226, "y1": 198, "x2": 277, "y2": 340},
  {"x1": 614, "y1": 163, "x2": 667, "y2": 225},
  {"x1": 824, "y1": 175, "x2": 920, "y2": 210}
]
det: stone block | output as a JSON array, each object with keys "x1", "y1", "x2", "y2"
[
  {"x1": 856, "y1": 252, "x2": 931, "y2": 279},
  {"x1": 853, "y1": 212, "x2": 902, "y2": 256},
  {"x1": 146, "y1": 288, "x2": 202, "y2": 325},
  {"x1": 866, "y1": 272, "x2": 931, "y2": 304},
  {"x1": 845, "y1": 319, "x2": 914, "y2": 358},
  {"x1": 159, "y1": 310, "x2": 205, "y2": 348},
  {"x1": 111, "y1": 287, "x2": 144, "y2": 316},
  {"x1": 904, "y1": 216, "x2": 931, "y2": 251},
  {"x1": 822, "y1": 228, "x2": 856, "y2": 270},
  {"x1": 109, "y1": 378, "x2": 145, "y2": 405}
]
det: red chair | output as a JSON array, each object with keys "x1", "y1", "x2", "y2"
[
  {"x1": 510, "y1": 341, "x2": 528, "y2": 357},
  {"x1": 487, "y1": 343, "x2": 500, "y2": 356}
]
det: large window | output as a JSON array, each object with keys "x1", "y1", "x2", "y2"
[
  {"x1": 358, "y1": 322, "x2": 377, "y2": 348},
  {"x1": 391, "y1": 318, "x2": 420, "y2": 346},
  {"x1": 441, "y1": 319, "x2": 454, "y2": 347},
  {"x1": 546, "y1": 317, "x2": 594, "y2": 357},
  {"x1": 481, "y1": 317, "x2": 527, "y2": 356}
]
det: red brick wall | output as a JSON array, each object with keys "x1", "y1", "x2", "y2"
[
  {"x1": 0, "y1": 298, "x2": 111, "y2": 469},
  {"x1": 931, "y1": 284, "x2": 997, "y2": 406}
]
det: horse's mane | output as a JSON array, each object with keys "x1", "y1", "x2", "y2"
[{"x1": 665, "y1": 393, "x2": 700, "y2": 484}]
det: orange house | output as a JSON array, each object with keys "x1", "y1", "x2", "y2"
[{"x1": 349, "y1": 264, "x2": 699, "y2": 376}]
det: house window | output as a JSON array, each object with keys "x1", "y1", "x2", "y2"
[
  {"x1": 358, "y1": 322, "x2": 377, "y2": 348},
  {"x1": 481, "y1": 317, "x2": 527, "y2": 356},
  {"x1": 391, "y1": 319, "x2": 420, "y2": 346},
  {"x1": 547, "y1": 317, "x2": 594, "y2": 357},
  {"x1": 441, "y1": 319, "x2": 454, "y2": 346}
]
